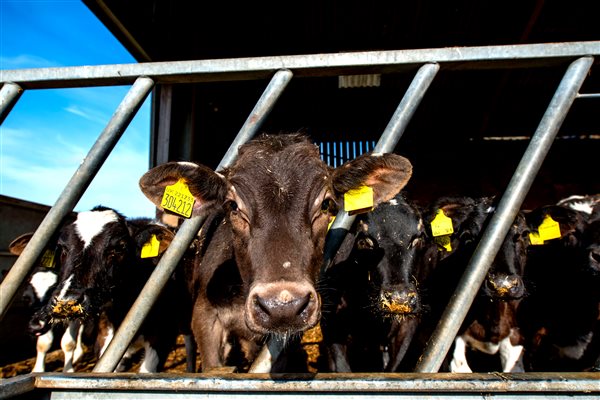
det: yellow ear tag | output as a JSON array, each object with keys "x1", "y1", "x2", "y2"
[
  {"x1": 431, "y1": 209, "x2": 454, "y2": 237},
  {"x1": 141, "y1": 234, "x2": 161, "y2": 258},
  {"x1": 327, "y1": 216, "x2": 336, "y2": 231},
  {"x1": 40, "y1": 249, "x2": 56, "y2": 269},
  {"x1": 434, "y1": 235, "x2": 452, "y2": 252},
  {"x1": 538, "y1": 215, "x2": 561, "y2": 241},
  {"x1": 344, "y1": 186, "x2": 374, "y2": 215},
  {"x1": 529, "y1": 232, "x2": 544, "y2": 246},
  {"x1": 161, "y1": 179, "x2": 195, "y2": 218}
]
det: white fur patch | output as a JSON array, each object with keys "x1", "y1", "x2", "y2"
[
  {"x1": 30, "y1": 271, "x2": 58, "y2": 301},
  {"x1": 388, "y1": 199, "x2": 398, "y2": 206},
  {"x1": 75, "y1": 209, "x2": 119, "y2": 248},
  {"x1": 57, "y1": 274, "x2": 74, "y2": 301}
]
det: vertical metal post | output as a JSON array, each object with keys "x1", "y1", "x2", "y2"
[
  {"x1": 93, "y1": 69, "x2": 293, "y2": 372},
  {"x1": 0, "y1": 82, "x2": 23, "y2": 124},
  {"x1": 0, "y1": 77, "x2": 154, "y2": 320},
  {"x1": 321, "y1": 62, "x2": 440, "y2": 276},
  {"x1": 415, "y1": 56, "x2": 594, "y2": 373},
  {"x1": 250, "y1": 63, "x2": 439, "y2": 373}
]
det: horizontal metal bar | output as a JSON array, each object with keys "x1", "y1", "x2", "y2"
[
  {"x1": 577, "y1": 92, "x2": 600, "y2": 98},
  {"x1": 18, "y1": 372, "x2": 600, "y2": 395},
  {"x1": 0, "y1": 76, "x2": 155, "y2": 320},
  {"x1": 2, "y1": 41, "x2": 599, "y2": 89},
  {"x1": 414, "y1": 56, "x2": 595, "y2": 373}
]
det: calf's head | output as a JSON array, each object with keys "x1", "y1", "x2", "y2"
[
  {"x1": 341, "y1": 195, "x2": 426, "y2": 319},
  {"x1": 140, "y1": 133, "x2": 413, "y2": 336},
  {"x1": 48, "y1": 206, "x2": 135, "y2": 321},
  {"x1": 484, "y1": 212, "x2": 530, "y2": 300}
]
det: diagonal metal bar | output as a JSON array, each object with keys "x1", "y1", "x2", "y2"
[
  {"x1": 249, "y1": 62, "x2": 440, "y2": 373},
  {"x1": 0, "y1": 82, "x2": 23, "y2": 124},
  {"x1": 0, "y1": 77, "x2": 154, "y2": 320},
  {"x1": 414, "y1": 56, "x2": 594, "y2": 373},
  {"x1": 93, "y1": 69, "x2": 294, "y2": 372}
]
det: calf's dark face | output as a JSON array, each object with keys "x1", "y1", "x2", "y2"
[
  {"x1": 351, "y1": 197, "x2": 425, "y2": 318},
  {"x1": 140, "y1": 135, "x2": 413, "y2": 336}
]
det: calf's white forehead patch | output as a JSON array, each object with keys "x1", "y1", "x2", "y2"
[{"x1": 75, "y1": 210, "x2": 119, "y2": 248}]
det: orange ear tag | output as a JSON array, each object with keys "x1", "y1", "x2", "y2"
[
  {"x1": 161, "y1": 179, "x2": 195, "y2": 218},
  {"x1": 141, "y1": 234, "x2": 160, "y2": 259},
  {"x1": 344, "y1": 186, "x2": 374, "y2": 215}
]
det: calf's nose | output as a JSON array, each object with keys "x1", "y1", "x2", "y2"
[
  {"x1": 52, "y1": 296, "x2": 86, "y2": 318},
  {"x1": 380, "y1": 287, "x2": 420, "y2": 315},
  {"x1": 247, "y1": 281, "x2": 320, "y2": 335},
  {"x1": 486, "y1": 274, "x2": 525, "y2": 299}
]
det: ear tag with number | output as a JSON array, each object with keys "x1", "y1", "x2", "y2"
[
  {"x1": 538, "y1": 215, "x2": 561, "y2": 241},
  {"x1": 344, "y1": 186, "x2": 374, "y2": 215},
  {"x1": 40, "y1": 249, "x2": 56, "y2": 269},
  {"x1": 161, "y1": 179, "x2": 195, "y2": 218},
  {"x1": 434, "y1": 235, "x2": 453, "y2": 252},
  {"x1": 141, "y1": 234, "x2": 161, "y2": 258},
  {"x1": 431, "y1": 209, "x2": 454, "y2": 237},
  {"x1": 529, "y1": 232, "x2": 544, "y2": 245}
]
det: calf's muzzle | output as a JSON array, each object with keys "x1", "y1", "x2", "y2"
[{"x1": 246, "y1": 281, "x2": 320, "y2": 335}]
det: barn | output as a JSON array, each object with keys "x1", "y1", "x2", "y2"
[{"x1": 1, "y1": 0, "x2": 599, "y2": 397}]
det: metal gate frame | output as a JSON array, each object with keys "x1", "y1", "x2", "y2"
[{"x1": 1, "y1": 41, "x2": 599, "y2": 398}]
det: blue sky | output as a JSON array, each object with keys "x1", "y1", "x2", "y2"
[{"x1": 0, "y1": 0, "x2": 155, "y2": 218}]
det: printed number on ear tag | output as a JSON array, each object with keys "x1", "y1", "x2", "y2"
[
  {"x1": 538, "y1": 215, "x2": 561, "y2": 241},
  {"x1": 141, "y1": 234, "x2": 161, "y2": 258},
  {"x1": 40, "y1": 249, "x2": 56, "y2": 268},
  {"x1": 344, "y1": 186, "x2": 374, "y2": 215},
  {"x1": 161, "y1": 179, "x2": 195, "y2": 218},
  {"x1": 431, "y1": 209, "x2": 454, "y2": 237}
]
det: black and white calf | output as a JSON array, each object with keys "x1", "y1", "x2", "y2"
[
  {"x1": 36, "y1": 206, "x2": 183, "y2": 372},
  {"x1": 321, "y1": 194, "x2": 427, "y2": 372},
  {"x1": 416, "y1": 196, "x2": 529, "y2": 373},
  {"x1": 9, "y1": 231, "x2": 85, "y2": 373}
]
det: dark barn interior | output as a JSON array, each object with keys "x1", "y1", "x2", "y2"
[{"x1": 84, "y1": 0, "x2": 600, "y2": 209}]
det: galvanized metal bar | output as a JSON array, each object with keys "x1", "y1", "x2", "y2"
[
  {"x1": 93, "y1": 70, "x2": 293, "y2": 373},
  {"x1": 0, "y1": 77, "x2": 154, "y2": 320},
  {"x1": 218, "y1": 69, "x2": 293, "y2": 170},
  {"x1": 2, "y1": 41, "x2": 599, "y2": 89},
  {"x1": 0, "y1": 82, "x2": 23, "y2": 124},
  {"x1": 11, "y1": 372, "x2": 599, "y2": 397},
  {"x1": 415, "y1": 56, "x2": 594, "y2": 373},
  {"x1": 577, "y1": 92, "x2": 600, "y2": 98},
  {"x1": 320, "y1": 62, "x2": 440, "y2": 275}
]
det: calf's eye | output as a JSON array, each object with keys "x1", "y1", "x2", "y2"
[
  {"x1": 225, "y1": 201, "x2": 239, "y2": 213},
  {"x1": 321, "y1": 198, "x2": 337, "y2": 214}
]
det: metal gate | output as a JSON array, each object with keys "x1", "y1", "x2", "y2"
[{"x1": 1, "y1": 41, "x2": 599, "y2": 398}]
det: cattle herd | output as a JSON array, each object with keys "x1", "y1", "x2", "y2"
[{"x1": 6, "y1": 133, "x2": 600, "y2": 375}]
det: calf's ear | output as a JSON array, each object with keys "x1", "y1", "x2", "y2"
[
  {"x1": 133, "y1": 225, "x2": 175, "y2": 256},
  {"x1": 9, "y1": 233, "x2": 34, "y2": 255},
  {"x1": 139, "y1": 161, "x2": 228, "y2": 216},
  {"x1": 332, "y1": 153, "x2": 413, "y2": 207}
]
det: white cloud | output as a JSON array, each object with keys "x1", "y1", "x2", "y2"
[
  {"x1": 0, "y1": 54, "x2": 58, "y2": 69},
  {"x1": 64, "y1": 105, "x2": 109, "y2": 125}
]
